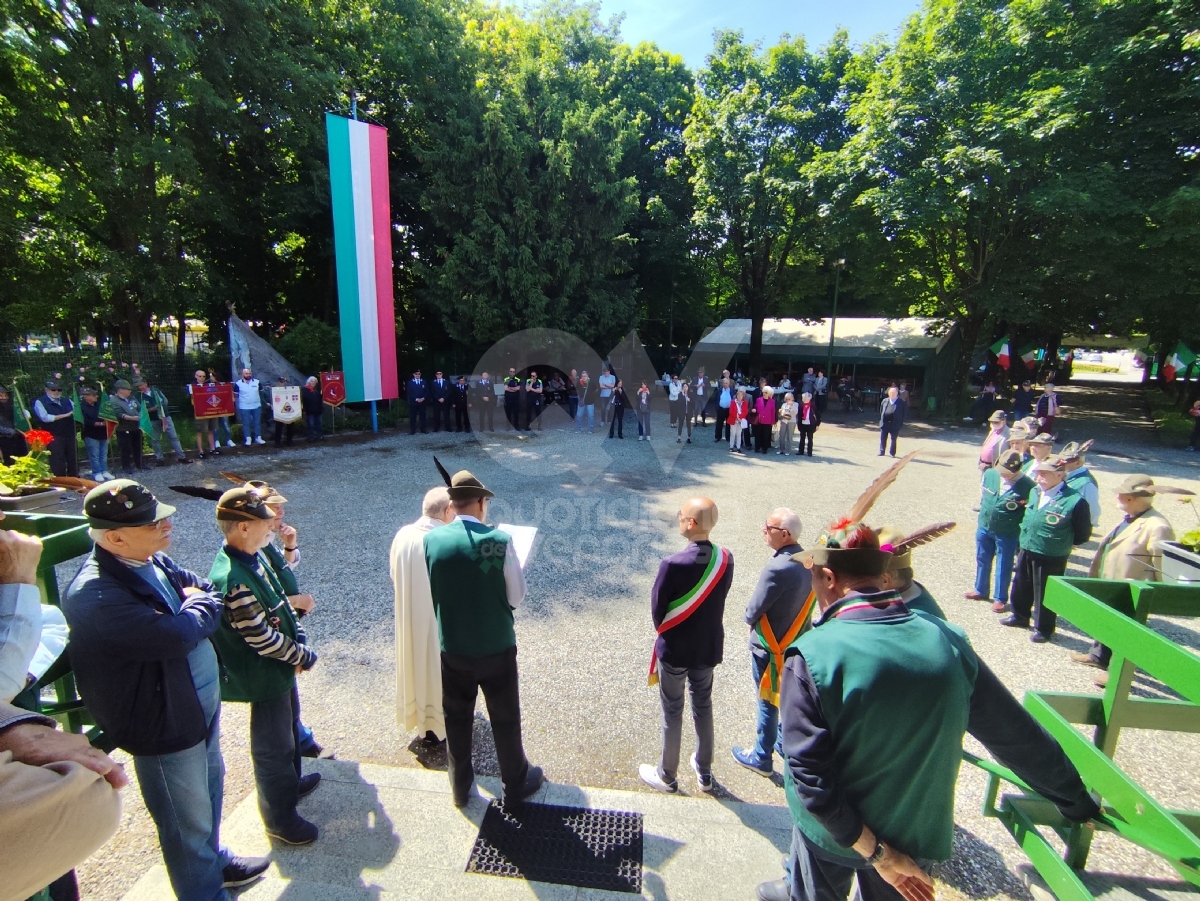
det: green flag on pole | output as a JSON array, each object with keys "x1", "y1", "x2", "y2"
[
  {"x1": 97, "y1": 387, "x2": 120, "y2": 423},
  {"x1": 11, "y1": 384, "x2": 31, "y2": 432},
  {"x1": 138, "y1": 395, "x2": 153, "y2": 438},
  {"x1": 72, "y1": 384, "x2": 84, "y2": 424}
]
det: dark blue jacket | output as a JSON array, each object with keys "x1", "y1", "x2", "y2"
[
  {"x1": 429, "y1": 377, "x2": 450, "y2": 403},
  {"x1": 406, "y1": 377, "x2": 427, "y2": 404},
  {"x1": 651, "y1": 540, "x2": 734, "y2": 668},
  {"x1": 62, "y1": 546, "x2": 224, "y2": 756},
  {"x1": 744, "y1": 543, "x2": 810, "y2": 654}
]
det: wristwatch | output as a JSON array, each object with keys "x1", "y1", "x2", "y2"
[{"x1": 865, "y1": 840, "x2": 887, "y2": 865}]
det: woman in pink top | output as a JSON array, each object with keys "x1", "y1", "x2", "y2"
[{"x1": 753, "y1": 386, "x2": 776, "y2": 454}]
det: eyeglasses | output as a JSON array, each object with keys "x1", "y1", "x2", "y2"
[
  {"x1": 133, "y1": 518, "x2": 172, "y2": 533},
  {"x1": 764, "y1": 523, "x2": 788, "y2": 532}
]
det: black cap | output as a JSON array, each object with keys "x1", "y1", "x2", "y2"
[
  {"x1": 112, "y1": 379, "x2": 132, "y2": 390},
  {"x1": 216, "y1": 486, "x2": 275, "y2": 522},
  {"x1": 45, "y1": 379, "x2": 62, "y2": 390},
  {"x1": 84, "y1": 480, "x2": 176, "y2": 530}
]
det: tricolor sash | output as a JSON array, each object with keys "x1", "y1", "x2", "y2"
[
  {"x1": 648, "y1": 546, "x2": 731, "y2": 686},
  {"x1": 755, "y1": 591, "x2": 816, "y2": 707}
]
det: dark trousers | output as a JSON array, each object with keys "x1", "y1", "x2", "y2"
[
  {"x1": 608, "y1": 406, "x2": 625, "y2": 438},
  {"x1": 1009, "y1": 549, "x2": 1068, "y2": 635},
  {"x1": 478, "y1": 402, "x2": 495, "y2": 431},
  {"x1": 788, "y1": 829, "x2": 911, "y2": 901},
  {"x1": 753, "y1": 422, "x2": 772, "y2": 452},
  {"x1": 526, "y1": 398, "x2": 542, "y2": 430},
  {"x1": 715, "y1": 413, "x2": 729, "y2": 441},
  {"x1": 797, "y1": 424, "x2": 815, "y2": 455},
  {"x1": 454, "y1": 405, "x2": 471, "y2": 431},
  {"x1": 304, "y1": 412, "x2": 322, "y2": 440},
  {"x1": 879, "y1": 423, "x2": 900, "y2": 455},
  {"x1": 1189, "y1": 417, "x2": 1200, "y2": 447},
  {"x1": 249, "y1": 686, "x2": 303, "y2": 831},
  {"x1": 273, "y1": 421, "x2": 295, "y2": 446},
  {"x1": 567, "y1": 397, "x2": 578, "y2": 421},
  {"x1": 504, "y1": 398, "x2": 520, "y2": 430},
  {"x1": 116, "y1": 429, "x2": 143, "y2": 472},
  {"x1": 409, "y1": 402, "x2": 427, "y2": 434},
  {"x1": 432, "y1": 400, "x2": 452, "y2": 431},
  {"x1": 441, "y1": 646, "x2": 530, "y2": 799},
  {"x1": 48, "y1": 427, "x2": 79, "y2": 476},
  {"x1": 0, "y1": 432, "x2": 27, "y2": 465},
  {"x1": 815, "y1": 394, "x2": 827, "y2": 415}
]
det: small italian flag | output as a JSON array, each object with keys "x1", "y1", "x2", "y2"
[
  {"x1": 1017, "y1": 343, "x2": 1040, "y2": 370},
  {"x1": 990, "y1": 337, "x2": 1011, "y2": 370},
  {"x1": 1162, "y1": 342, "x2": 1197, "y2": 382}
]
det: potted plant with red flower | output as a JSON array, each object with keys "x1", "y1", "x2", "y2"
[{"x1": 0, "y1": 429, "x2": 68, "y2": 511}]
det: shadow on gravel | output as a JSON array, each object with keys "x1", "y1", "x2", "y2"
[
  {"x1": 1078, "y1": 870, "x2": 1200, "y2": 901},
  {"x1": 938, "y1": 825, "x2": 1030, "y2": 900}
]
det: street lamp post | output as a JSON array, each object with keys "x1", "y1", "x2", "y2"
[{"x1": 825, "y1": 259, "x2": 846, "y2": 378}]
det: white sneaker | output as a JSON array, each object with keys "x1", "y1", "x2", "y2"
[
  {"x1": 254, "y1": 437, "x2": 266, "y2": 445},
  {"x1": 690, "y1": 754, "x2": 715, "y2": 792},
  {"x1": 226, "y1": 440, "x2": 235, "y2": 448},
  {"x1": 245, "y1": 438, "x2": 252, "y2": 446},
  {"x1": 638, "y1": 763, "x2": 677, "y2": 794}
]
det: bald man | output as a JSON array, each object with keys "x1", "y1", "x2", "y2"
[{"x1": 641, "y1": 498, "x2": 734, "y2": 793}]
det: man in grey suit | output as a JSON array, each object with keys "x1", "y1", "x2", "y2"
[{"x1": 732, "y1": 507, "x2": 812, "y2": 775}]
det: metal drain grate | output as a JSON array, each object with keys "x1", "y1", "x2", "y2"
[{"x1": 466, "y1": 801, "x2": 643, "y2": 893}]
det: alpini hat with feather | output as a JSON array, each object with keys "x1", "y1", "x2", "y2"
[{"x1": 433, "y1": 455, "x2": 494, "y2": 501}]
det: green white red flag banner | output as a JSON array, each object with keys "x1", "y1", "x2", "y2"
[
  {"x1": 990, "y1": 337, "x2": 1011, "y2": 370},
  {"x1": 326, "y1": 113, "x2": 399, "y2": 403},
  {"x1": 1163, "y1": 342, "x2": 1196, "y2": 382}
]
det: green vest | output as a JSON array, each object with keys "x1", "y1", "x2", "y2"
[
  {"x1": 978, "y1": 469, "x2": 1035, "y2": 539},
  {"x1": 784, "y1": 605, "x2": 976, "y2": 863},
  {"x1": 208, "y1": 547, "x2": 299, "y2": 702},
  {"x1": 904, "y1": 582, "x2": 946, "y2": 619},
  {"x1": 424, "y1": 520, "x2": 515, "y2": 657},
  {"x1": 1020, "y1": 455, "x2": 1038, "y2": 477},
  {"x1": 1066, "y1": 468, "x2": 1097, "y2": 493},
  {"x1": 1019, "y1": 484, "x2": 1083, "y2": 557},
  {"x1": 261, "y1": 542, "x2": 300, "y2": 596}
]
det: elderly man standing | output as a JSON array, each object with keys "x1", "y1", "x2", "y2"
[
  {"x1": 1, "y1": 524, "x2": 124, "y2": 901},
  {"x1": 878, "y1": 387, "x2": 906, "y2": 457},
  {"x1": 424, "y1": 470, "x2": 543, "y2": 807},
  {"x1": 391, "y1": 487, "x2": 455, "y2": 745},
  {"x1": 62, "y1": 481, "x2": 268, "y2": 900},
  {"x1": 732, "y1": 508, "x2": 809, "y2": 776},
  {"x1": 33, "y1": 378, "x2": 78, "y2": 476},
  {"x1": 1070, "y1": 475, "x2": 1179, "y2": 683},
  {"x1": 640, "y1": 497, "x2": 734, "y2": 794},
  {"x1": 1061, "y1": 440, "x2": 1101, "y2": 528},
  {"x1": 301, "y1": 377, "x2": 323, "y2": 441},
  {"x1": 109, "y1": 378, "x2": 144, "y2": 475},
  {"x1": 209, "y1": 487, "x2": 320, "y2": 845},
  {"x1": 966, "y1": 450, "x2": 1035, "y2": 605},
  {"x1": 999, "y1": 456, "x2": 1092, "y2": 642}
]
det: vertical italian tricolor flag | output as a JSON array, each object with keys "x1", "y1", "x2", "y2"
[
  {"x1": 990, "y1": 337, "x2": 1011, "y2": 370},
  {"x1": 1163, "y1": 342, "x2": 1197, "y2": 382},
  {"x1": 326, "y1": 113, "x2": 399, "y2": 403}
]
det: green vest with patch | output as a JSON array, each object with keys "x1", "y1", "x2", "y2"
[
  {"x1": 1019, "y1": 485, "x2": 1083, "y2": 557},
  {"x1": 783, "y1": 607, "x2": 977, "y2": 863},
  {"x1": 978, "y1": 469, "x2": 1035, "y2": 539},
  {"x1": 260, "y1": 542, "x2": 300, "y2": 596},
  {"x1": 424, "y1": 520, "x2": 515, "y2": 657},
  {"x1": 208, "y1": 548, "x2": 299, "y2": 703}
]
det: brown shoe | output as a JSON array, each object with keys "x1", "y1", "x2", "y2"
[
  {"x1": 991, "y1": 600, "x2": 1009, "y2": 613},
  {"x1": 1069, "y1": 652, "x2": 1105, "y2": 669},
  {"x1": 964, "y1": 591, "x2": 985, "y2": 600},
  {"x1": 1094, "y1": 670, "x2": 1109, "y2": 688}
]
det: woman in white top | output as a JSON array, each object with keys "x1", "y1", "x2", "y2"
[{"x1": 777, "y1": 392, "x2": 798, "y2": 455}]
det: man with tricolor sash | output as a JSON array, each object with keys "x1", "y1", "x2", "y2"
[
  {"x1": 732, "y1": 507, "x2": 812, "y2": 777},
  {"x1": 640, "y1": 497, "x2": 734, "y2": 794}
]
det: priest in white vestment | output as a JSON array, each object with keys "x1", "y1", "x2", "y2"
[{"x1": 392, "y1": 486, "x2": 454, "y2": 742}]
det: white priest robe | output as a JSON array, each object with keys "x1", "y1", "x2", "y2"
[{"x1": 391, "y1": 516, "x2": 446, "y2": 740}]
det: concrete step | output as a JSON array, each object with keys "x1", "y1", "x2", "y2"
[{"x1": 119, "y1": 758, "x2": 792, "y2": 901}]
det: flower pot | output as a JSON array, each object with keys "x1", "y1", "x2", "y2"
[
  {"x1": 1156, "y1": 540, "x2": 1200, "y2": 585},
  {"x1": 0, "y1": 487, "x2": 69, "y2": 513}
]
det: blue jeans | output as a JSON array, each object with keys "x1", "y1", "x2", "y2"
[
  {"x1": 83, "y1": 436, "x2": 108, "y2": 477},
  {"x1": 238, "y1": 407, "x2": 262, "y2": 441},
  {"x1": 575, "y1": 403, "x2": 594, "y2": 432},
  {"x1": 304, "y1": 412, "x2": 322, "y2": 439},
  {"x1": 751, "y1": 650, "x2": 782, "y2": 765},
  {"x1": 214, "y1": 417, "x2": 232, "y2": 444},
  {"x1": 133, "y1": 707, "x2": 231, "y2": 901},
  {"x1": 975, "y1": 528, "x2": 1018, "y2": 601}
]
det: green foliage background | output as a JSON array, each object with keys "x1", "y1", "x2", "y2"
[{"x1": 0, "y1": 0, "x2": 1197, "y2": 401}]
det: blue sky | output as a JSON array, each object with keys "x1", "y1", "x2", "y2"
[{"x1": 594, "y1": 0, "x2": 923, "y2": 68}]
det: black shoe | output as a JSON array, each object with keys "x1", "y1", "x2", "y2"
[
  {"x1": 422, "y1": 730, "x2": 445, "y2": 746},
  {"x1": 222, "y1": 855, "x2": 270, "y2": 888},
  {"x1": 999, "y1": 615, "x2": 1030, "y2": 628},
  {"x1": 211, "y1": 448, "x2": 221, "y2": 456},
  {"x1": 178, "y1": 457, "x2": 195, "y2": 464},
  {"x1": 197, "y1": 452, "x2": 205, "y2": 460},
  {"x1": 756, "y1": 878, "x2": 791, "y2": 901},
  {"x1": 504, "y1": 765, "x2": 545, "y2": 804},
  {"x1": 265, "y1": 816, "x2": 318, "y2": 845},
  {"x1": 298, "y1": 772, "x2": 321, "y2": 798}
]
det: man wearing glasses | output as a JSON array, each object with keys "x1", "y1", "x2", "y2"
[
  {"x1": 731, "y1": 508, "x2": 810, "y2": 777},
  {"x1": 63, "y1": 480, "x2": 268, "y2": 901},
  {"x1": 33, "y1": 378, "x2": 79, "y2": 476}
]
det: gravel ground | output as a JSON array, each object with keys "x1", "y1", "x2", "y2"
[{"x1": 59, "y1": 387, "x2": 1200, "y2": 901}]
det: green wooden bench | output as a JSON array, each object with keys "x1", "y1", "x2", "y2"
[{"x1": 966, "y1": 576, "x2": 1200, "y2": 900}]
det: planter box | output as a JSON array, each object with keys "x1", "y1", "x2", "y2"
[
  {"x1": 0, "y1": 487, "x2": 69, "y2": 513},
  {"x1": 1157, "y1": 540, "x2": 1200, "y2": 585}
]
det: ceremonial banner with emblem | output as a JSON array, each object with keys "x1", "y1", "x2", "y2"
[
  {"x1": 272, "y1": 386, "x2": 302, "y2": 423},
  {"x1": 321, "y1": 371, "x2": 346, "y2": 406},
  {"x1": 190, "y1": 383, "x2": 236, "y2": 419}
]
